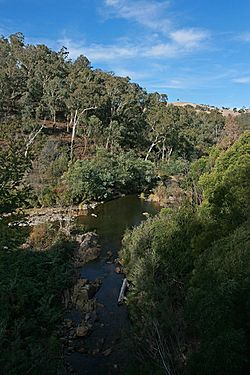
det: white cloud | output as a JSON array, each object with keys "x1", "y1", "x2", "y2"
[
  {"x1": 104, "y1": 0, "x2": 171, "y2": 33},
  {"x1": 54, "y1": 2, "x2": 210, "y2": 70},
  {"x1": 58, "y1": 37, "x2": 138, "y2": 61},
  {"x1": 170, "y1": 28, "x2": 209, "y2": 48},
  {"x1": 233, "y1": 77, "x2": 250, "y2": 84},
  {"x1": 148, "y1": 78, "x2": 188, "y2": 90},
  {"x1": 144, "y1": 43, "x2": 179, "y2": 58},
  {"x1": 59, "y1": 36, "x2": 206, "y2": 63},
  {"x1": 102, "y1": 1, "x2": 209, "y2": 59}
]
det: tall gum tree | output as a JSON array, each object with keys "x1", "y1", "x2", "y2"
[{"x1": 66, "y1": 56, "x2": 101, "y2": 160}]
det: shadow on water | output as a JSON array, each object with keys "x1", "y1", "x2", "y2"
[{"x1": 67, "y1": 195, "x2": 160, "y2": 375}]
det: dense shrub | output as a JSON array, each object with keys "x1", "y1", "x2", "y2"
[
  {"x1": 158, "y1": 158, "x2": 189, "y2": 178},
  {"x1": 0, "y1": 239, "x2": 75, "y2": 375},
  {"x1": 121, "y1": 132, "x2": 250, "y2": 374},
  {"x1": 64, "y1": 151, "x2": 156, "y2": 203}
]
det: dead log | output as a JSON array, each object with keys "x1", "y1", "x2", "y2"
[{"x1": 118, "y1": 278, "x2": 128, "y2": 305}]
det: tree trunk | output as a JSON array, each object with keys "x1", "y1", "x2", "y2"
[
  {"x1": 145, "y1": 138, "x2": 161, "y2": 161},
  {"x1": 25, "y1": 125, "x2": 44, "y2": 157},
  {"x1": 67, "y1": 112, "x2": 73, "y2": 133},
  {"x1": 70, "y1": 106, "x2": 97, "y2": 161},
  {"x1": 53, "y1": 110, "x2": 56, "y2": 126},
  {"x1": 166, "y1": 147, "x2": 173, "y2": 162},
  {"x1": 118, "y1": 278, "x2": 128, "y2": 305},
  {"x1": 162, "y1": 140, "x2": 166, "y2": 160},
  {"x1": 70, "y1": 109, "x2": 78, "y2": 162}
]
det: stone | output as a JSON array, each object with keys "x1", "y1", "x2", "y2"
[
  {"x1": 75, "y1": 289, "x2": 89, "y2": 310},
  {"x1": 75, "y1": 234, "x2": 86, "y2": 244},
  {"x1": 76, "y1": 324, "x2": 89, "y2": 337},
  {"x1": 83, "y1": 299, "x2": 96, "y2": 313},
  {"x1": 76, "y1": 232, "x2": 101, "y2": 265},
  {"x1": 86, "y1": 311, "x2": 97, "y2": 323},
  {"x1": 64, "y1": 319, "x2": 73, "y2": 328},
  {"x1": 72, "y1": 279, "x2": 90, "y2": 311},
  {"x1": 115, "y1": 267, "x2": 122, "y2": 274}
]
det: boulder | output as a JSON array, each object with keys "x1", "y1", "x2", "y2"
[
  {"x1": 83, "y1": 299, "x2": 97, "y2": 313},
  {"x1": 76, "y1": 324, "x2": 90, "y2": 337},
  {"x1": 72, "y1": 279, "x2": 89, "y2": 311},
  {"x1": 76, "y1": 232, "x2": 101, "y2": 265}
]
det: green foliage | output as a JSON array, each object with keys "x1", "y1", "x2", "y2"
[
  {"x1": 158, "y1": 157, "x2": 189, "y2": 178},
  {"x1": 38, "y1": 186, "x2": 57, "y2": 207},
  {"x1": 0, "y1": 33, "x2": 225, "y2": 165},
  {"x1": 0, "y1": 239, "x2": 75, "y2": 375},
  {"x1": 121, "y1": 206, "x2": 197, "y2": 373},
  {"x1": 197, "y1": 131, "x2": 250, "y2": 242},
  {"x1": 0, "y1": 140, "x2": 31, "y2": 214},
  {"x1": 0, "y1": 215, "x2": 30, "y2": 250},
  {"x1": 121, "y1": 133, "x2": 250, "y2": 374},
  {"x1": 64, "y1": 151, "x2": 156, "y2": 203},
  {"x1": 186, "y1": 222, "x2": 250, "y2": 375}
]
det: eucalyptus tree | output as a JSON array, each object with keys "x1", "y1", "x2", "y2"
[
  {"x1": 0, "y1": 33, "x2": 26, "y2": 117},
  {"x1": 96, "y1": 71, "x2": 147, "y2": 152},
  {"x1": 66, "y1": 56, "x2": 102, "y2": 160},
  {"x1": 18, "y1": 43, "x2": 68, "y2": 121},
  {"x1": 144, "y1": 93, "x2": 169, "y2": 161}
]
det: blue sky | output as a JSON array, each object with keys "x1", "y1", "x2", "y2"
[{"x1": 0, "y1": 0, "x2": 250, "y2": 108}]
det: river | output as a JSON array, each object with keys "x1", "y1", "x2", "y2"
[{"x1": 66, "y1": 195, "x2": 160, "y2": 375}]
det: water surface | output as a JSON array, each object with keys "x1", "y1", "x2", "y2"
[{"x1": 68, "y1": 195, "x2": 160, "y2": 375}]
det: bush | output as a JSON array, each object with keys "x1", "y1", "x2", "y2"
[
  {"x1": 121, "y1": 133, "x2": 250, "y2": 374},
  {"x1": 39, "y1": 186, "x2": 57, "y2": 207},
  {"x1": 158, "y1": 157, "x2": 189, "y2": 178},
  {"x1": 0, "y1": 239, "x2": 75, "y2": 375},
  {"x1": 64, "y1": 151, "x2": 156, "y2": 203}
]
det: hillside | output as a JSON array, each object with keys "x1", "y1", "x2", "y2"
[{"x1": 170, "y1": 101, "x2": 250, "y2": 117}]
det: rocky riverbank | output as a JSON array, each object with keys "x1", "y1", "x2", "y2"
[
  {"x1": 25, "y1": 204, "x2": 99, "y2": 227},
  {"x1": 58, "y1": 231, "x2": 122, "y2": 373}
]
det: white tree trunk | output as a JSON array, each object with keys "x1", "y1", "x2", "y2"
[
  {"x1": 70, "y1": 109, "x2": 78, "y2": 162},
  {"x1": 145, "y1": 137, "x2": 162, "y2": 161},
  {"x1": 25, "y1": 124, "x2": 44, "y2": 157},
  {"x1": 70, "y1": 107, "x2": 97, "y2": 161}
]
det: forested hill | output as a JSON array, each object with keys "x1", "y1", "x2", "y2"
[{"x1": 1, "y1": 32, "x2": 249, "y2": 208}]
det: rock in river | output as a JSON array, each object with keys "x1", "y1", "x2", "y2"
[
  {"x1": 76, "y1": 323, "x2": 91, "y2": 337},
  {"x1": 75, "y1": 232, "x2": 101, "y2": 266}
]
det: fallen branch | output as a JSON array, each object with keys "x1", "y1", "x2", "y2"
[{"x1": 118, "y1": 278, "x2": 128, "y2": 305}]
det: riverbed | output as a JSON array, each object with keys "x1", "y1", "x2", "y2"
[{"x1": 66, "y1": 195, "x2": 160, "y2": 375}]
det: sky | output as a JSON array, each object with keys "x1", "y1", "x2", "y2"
[{"x1": 0, "y1": 0, "x2": 250, "y2": 108}]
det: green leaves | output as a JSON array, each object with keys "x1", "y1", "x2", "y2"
[
  {"x1": 0, "y1": 141, "x2": 31, "y2": 214},
  {"x1": 64, "y1": 151, "x2": 156, "y2": 203},
  {"x1": 121, "y1": 133, "x2": 250, "y2": 374},
  {"x1": 0, "y1": 239, "x2": 75, "y2": 375}
]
